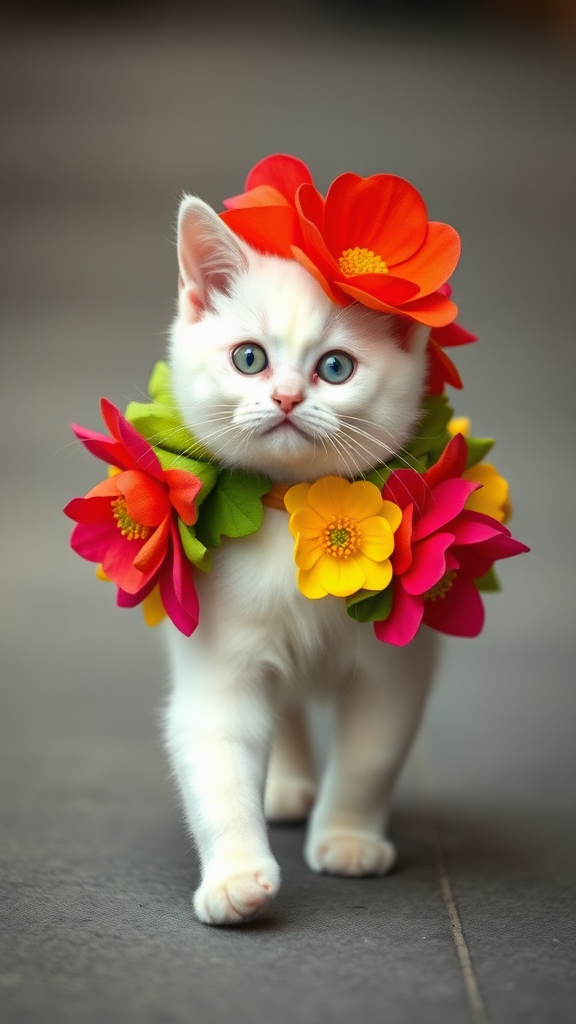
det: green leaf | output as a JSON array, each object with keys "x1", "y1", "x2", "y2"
[
  {"x1": 125, "y1": 361, "x2": 212, "y2": 460},
  {"x1": 365, "y1": 465, "x2": 391, "y2": 490},
  {"x1": 195, "y1": 469, "x2": 272, "y2": 548},
  {"x1": 465, "y1": 437, "x2": 495, "y2": 468},
  {"x1": 346, "y1": 585, "x2": 393, "y2": 623},
  {"x1": 147, "y1": 360, "x2": 171, "y2": 401},
  {"x1": 177, "y1": 520, "x2": 212, "y2": 572},
  {"x1": 386, "y1": 453, "x2": 428, "y2": 474},
  {"x1": 408, "y1": 394, "x2": 454, "y2": 459},
  {"x1": 474, "y1": 567, "x2": 501, "y2": 592}
]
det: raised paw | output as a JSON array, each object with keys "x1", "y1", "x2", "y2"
[
  {"x1": 305, "y1": 829, "x2": 396, "y2": 877},
  {"x1": 193, "y1": 860, "x2": 281, "y2": 926},
  {"x1": 265, "y1": 776, "x2": 316, "y2": 822}
]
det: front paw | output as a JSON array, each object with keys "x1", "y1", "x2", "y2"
[
  {"x1": 194, "y1": 859, "x2": 281, "y2": 926},
  {"x1": 305, "y1": 829, "x2": 396, "y2": 877}
]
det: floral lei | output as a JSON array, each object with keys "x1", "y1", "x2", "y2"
[{"x1": 64, "y1": 154, "x2": 529, "y2": 646}]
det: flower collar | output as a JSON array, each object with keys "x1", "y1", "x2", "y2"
[{"x1": 64, "y1": 155, "x2": 528, "y2": 645}]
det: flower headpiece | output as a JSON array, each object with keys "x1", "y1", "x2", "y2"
[{"x1": 65, "y1": 155, "x2": 528, "y2": 644}]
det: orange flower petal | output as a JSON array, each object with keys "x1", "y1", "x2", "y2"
[
  {"x1": 395, "y1": 292, "x2": 458, "y2": 327},
  {"x1": 295, "y1": 185, "x2": 344, "y2": 282},
  {"x1": 219, "y1": 206, "x2": 299, "y2": 260},
  {"x1": 336, "y1": 272, "x2": 419, "y2": 305},
  {"x1": 323, "y1": 173, "x2": 428, "y2": 265},
  {"x1": 223, "y1": 184, "x2": 290, "y2": 210},
  {"x1": 290, "y1": 246, "x2": 345, "y2": 305},
  {"x1": 117, "y1": 470, "x2": 170, "y2": 526},
  {"x1": 163, "y1": 467, "x2": 202, "y2": 526},
  {"x1": 133, "y1": 514, "x2": 171, "y2": 574},
  {"x1": 85, "y1": 476, "x2": 121, "y2": 499},
  {"x1": 391, "y1": 222, "x2": 461, "y2": 296},
  {"x1": 336, "y1": 284, "x2": 458, "y2": 327},
  {"x1": 244, "y1": 153, "x2": 314, "y2": 199}
]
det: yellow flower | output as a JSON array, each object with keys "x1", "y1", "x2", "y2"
[
  {"x1": 285, "y1": 476, "x2": 402, "y2": 599},
  {"x1": 448, "y1": 416, "x2": 471, "y2": 438},
  {"x1": 448, "y1": 417, "x2": 511, "y2": 523},
  {"x1": 463, "y1": 463, "x2": 512, "y2": 523}
]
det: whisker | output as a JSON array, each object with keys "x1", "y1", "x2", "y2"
[{"x1": 341, "y1": 421, "x2": 422, "y2": 473}]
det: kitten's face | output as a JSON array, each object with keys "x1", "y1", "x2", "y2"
[{"x1": 170, "y1": 197, "x2": 429, "y2": 484}]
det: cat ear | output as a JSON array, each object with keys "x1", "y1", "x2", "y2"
[
  {"x1": 177, "y1": 196, "x2": 248, "y2": 320},
  {"x1": 389, "y1": 317, "x2": 430, "y2": 354}
]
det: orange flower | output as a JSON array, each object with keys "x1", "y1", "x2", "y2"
[{"x1": 222, "y1": 154, "x2": 461, "y2": 328}]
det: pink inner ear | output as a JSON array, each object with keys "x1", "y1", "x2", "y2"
[{"x1": 180, "y1": 284, "x2": 205, "y2": 323}]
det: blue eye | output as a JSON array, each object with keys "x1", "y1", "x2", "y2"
[
  {"x1": 316, "y1": 351, "x2": 355, "y2": 384},
  {"x1": 232, "y1": 344, "x2": 268, "y2": 375}
]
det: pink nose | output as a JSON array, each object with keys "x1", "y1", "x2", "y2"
[{"x1": 272, "y1": 391, "x2": 303, "y2": 414}]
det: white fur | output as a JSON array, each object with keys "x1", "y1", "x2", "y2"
[{"x1": 164, "y1": 196, "x2": 437, "y2": 925}]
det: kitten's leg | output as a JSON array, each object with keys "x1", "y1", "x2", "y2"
[
  {"x1": 265, "y1": 703, "x2": 316, "y2": 822},
  {"x1": 305, "y1": 630, "x2": 436, "y2": 876},
  {"x1": 165, "y1": 641, "x2": 280, "y2": 926}
]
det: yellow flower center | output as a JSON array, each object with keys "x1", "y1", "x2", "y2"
[
  {"x1": 111, "y1": 497, "x2": 150, "y2": 541},
  {"x1": 338, "y1": 247, "x2": 389, "y2": 277},
  {"x1": 323, "y1": 516, "x2": 360, "y2": 558},
  {"x1": 424, "y1": 570, "x2": 457, "y2": 602}
]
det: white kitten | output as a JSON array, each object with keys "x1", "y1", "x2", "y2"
[{"x1": 165, "y1": 196, "x2": 437, "y2": 926}]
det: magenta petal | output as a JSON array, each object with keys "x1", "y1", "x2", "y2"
[
  {"x1": 374, "y1": 583, "x2": 423, "y2": 646},
  {"x1": 446, "y1": 550, "x2": 459, "y2": 571},
  {"x1": 449, "y1": 513, "x2": 506, "y2": 547},
  {"x1": 101, "y1": 531, "x2": 154, "y2": 594},
  {"x1": 423, "y1": 576, "x2": 485, "y2": 637},
  {"x1": 100, "y1": 399, "x2": 163, "y2": 481},
  {"x1": 64, "y1": 496, "x2": 113, "y2": 525},
  {"x1": 457, "y1": 533, "x2": 529, "y2": 575},
  {"x1": 412, "y1": 478, "x2": 479, "y2": 541},
  {"x1": 71, "y1": 424, "x2": 128, "y2": 470},
  {"x1": 158, "y1": 525, "x2": 199, "y2": 636},
  {"x1": 402, "y1": 531, "x2": 455, "y2": 596},
  {"x1": 382, "y1": 470, "x2": 428, "y2": 515},
  {"x1": 70, "y1": 520, "x2": 117, "y2": 562},
  {"x1": 116, "y1": 577, "x2": 157, "y2": 608},
  {"x1": 117, "y1": 415, "x2": 164, "y2": 481}
]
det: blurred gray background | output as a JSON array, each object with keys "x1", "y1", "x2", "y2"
[{"x1": 1, "y1": 4, "x2": 575, "y2": 1023}]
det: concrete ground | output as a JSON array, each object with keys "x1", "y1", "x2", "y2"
[{"x1": 1, "y1": 10, "x2": 575, "y2": 1023}]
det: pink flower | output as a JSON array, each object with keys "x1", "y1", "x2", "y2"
[
  {"x1": 64, "y1": 399, "x2": 201, "y2": 636},
  {"x1": 375, "y1": 435, "x2": 529, "y2": 645}
]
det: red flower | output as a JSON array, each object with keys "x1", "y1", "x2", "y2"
[
  {"x1": 222, "y1": 154, "x2": 461, "y2": 328},
  {"x1": 374, "y1": 434, "x2": 529, "y2": 645},
  {"x1": 426, "y1": 285, "x2": 478, "y2": 393},
  {"x1": 64, "y1": 400, "x2": 201, "y2": 636}
]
